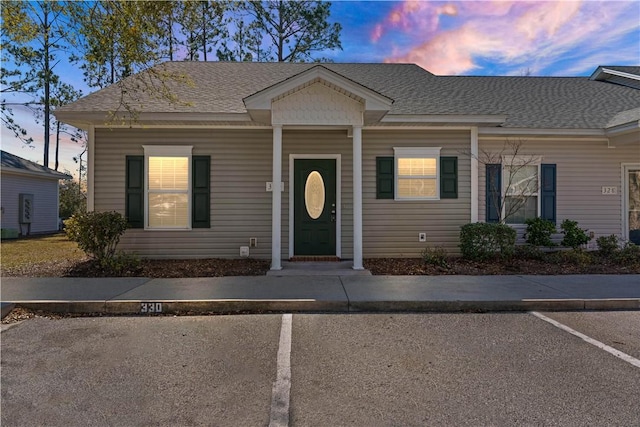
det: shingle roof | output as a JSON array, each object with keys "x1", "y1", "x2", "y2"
[
  {"x1": 57, "y1": 62, "x2": 640, "y2": 130},
  {"x1": 1, "y1": 150, "x2": 71, "y2": 179},
  {"x1": 607, "y1": 107, "x2": 640, "y2": 128}
]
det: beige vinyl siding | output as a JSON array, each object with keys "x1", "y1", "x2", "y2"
[
  {"x1": 477, "y1": 137, "x2": 640, "y2": 240},
  {"x1": 95, "y1": 128, "x2": 274, "y2": 258},
  {"x1": 0, "y1": 172, "x2": 61, "y2": 234},
  {"x1": 282, "y1": 130, "x2": 353, "y2": 259},
  {"x1": 362, "y1": 130, "x2": 472, "y2": 257}
]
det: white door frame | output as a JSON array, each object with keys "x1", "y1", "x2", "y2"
[
  {"x1": 622, "y1": 163, "x2": 640, "y2": 242},
  {"x1": 289, "y1": 154, "x2": 341, "y2": 259}
]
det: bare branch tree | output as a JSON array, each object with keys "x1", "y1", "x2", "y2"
[{"x1": 466, "y1": 138, "x2": 541, "y2": 224}]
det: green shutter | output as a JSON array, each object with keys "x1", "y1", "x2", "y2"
[
  {"x1": 486, "y1": 164, "x2": 502, "y2": 223},
  {"x1": 440, "y1": 156, "x2": 458, "y2": 199},
  {"x1": 125, "y1": 156, "x2": 144, "y2": 228},
  {"x1": 376, "y1": 156, "x2": 394, "y2": 199},
  {"x1": 192, "y1": 156, "x2": 210, "y2": 228},
  {"x1": 540, "y1": 164, "x2": 556, "y2": 224}
]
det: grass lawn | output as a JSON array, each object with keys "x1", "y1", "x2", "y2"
[{"x1": 1, "y1": 234, "x2": 86, "y2": 272}]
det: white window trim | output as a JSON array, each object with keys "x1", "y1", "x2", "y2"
[
  {"x1": 622, "y1": 163, "x2": 640, "y2": 243},
  {"x1": 393, "y1": 147, "x2": 441, "y2": 201},
  {"x1": 501, "y1": 156, "x2": 542, "y2": 225},
  {"x1": 143, "y1": 145, "x2": 193, "y2": 231}
]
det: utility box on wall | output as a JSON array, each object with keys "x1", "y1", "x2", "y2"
[{"x1": 19, "y1": 193, "x2": 33, "y2": 224}]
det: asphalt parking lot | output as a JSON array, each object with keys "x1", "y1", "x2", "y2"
[{"x1": 2, "y1": 311, "x2": 639, "y2": 426}]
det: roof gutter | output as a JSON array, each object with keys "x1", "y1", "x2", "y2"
[
  {"x1": 1, "y1": 167, "x2": 72, "y2": 180},
  {"x1": 381, "y1": 114, "x2": 507, "y2": 126},
  {"x1": 478, "y1": 127, "x2": 607, "y2": 138},
  {"x1": 591, "y1": 67, "x2": 640, "y2": 82},
  {"x1": 54, "y1": 111, "x2": 253, "y2": 129},
  {"x1": 605, "y1": 120, "x2": 640, "y2": 137}
]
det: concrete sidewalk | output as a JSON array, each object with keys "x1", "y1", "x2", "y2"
[{"x1": 2, "y1": 274, "x2": 639, "y2": 317}]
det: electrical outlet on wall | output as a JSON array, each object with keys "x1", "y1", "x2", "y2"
[
  {"x1": 249, "y1": 237, "x2": 258, "y2": 247},
  {"x1": 418, "y1": 232, "x2": 427, "y2": 242}
]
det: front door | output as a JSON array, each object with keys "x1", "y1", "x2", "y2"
[
  {"x1": 626, "y1": 166, "x2": 640, "y2": 245},
  {"x1": 294, "y1": 159, "x2": 337, "y2": 256}
]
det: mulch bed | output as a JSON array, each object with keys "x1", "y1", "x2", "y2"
[
  {"x1": 2, "y1": 253, "x2": 638, "y2": 278},
  {"x1": 364, "y1": 257, "x2": 640, "y2": 275}
]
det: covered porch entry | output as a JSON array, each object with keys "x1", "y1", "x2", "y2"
[{"x1": 243, "y1": 65, "x2": 393, "y2": 271}]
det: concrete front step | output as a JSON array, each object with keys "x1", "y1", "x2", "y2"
[{"x1": 267, "y1": 261, "x2": 372, "y2": 276}]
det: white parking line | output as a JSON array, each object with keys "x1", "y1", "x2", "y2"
[
  {"x1": 531, "y1": 311, "x2": 640, "y2": 369},
  {"x1": 269, "y1": 314, "x2": 293, "y2": 427}
]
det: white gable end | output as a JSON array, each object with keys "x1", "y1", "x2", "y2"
[{"x1": 272, "y1": 82, "x2": 364, "y2": 126}]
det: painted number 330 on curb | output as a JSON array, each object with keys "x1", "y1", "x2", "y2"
[{"x1": 141, "y1": 302, "x2": 163, "y2": 313}]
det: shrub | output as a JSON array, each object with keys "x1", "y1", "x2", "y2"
[
  {"x1": 610, "y1": 243, "x2": 640, "y2": 267},
  {"x1": 514, "y1": 244, "x2": 545, "y2": 260},
  {"x1": 560, "y1": 219, "x2": 591, "y2": 249},
  {"x1": 558, "y1": 249, "x2": 593, "y2": 267},
  {"x1": 421, "y1": 246, "x2": 449, "y2": 269},
  {"x1": 65, "y1": 211, "x2": 128, "y2": 264},
  {"x1": 100, "y1": 251, "x2": 141, "y2": 276},
  {"x1": 524, "y1": 217, "x2": 556, "y2": 247},
  {"x1": 459, "y1": 222, "x2": 516, "y2": 261},
  {"x1": 596, "y1": 234, "x2": 619, "y2": 256}
]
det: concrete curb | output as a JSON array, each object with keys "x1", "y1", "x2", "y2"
[
  {"x1": 9, "y1": 298, "x2": 640, "y2": 315},
  {"x1": 1, "y1": 303, "x2": 16, "y2": 319}
]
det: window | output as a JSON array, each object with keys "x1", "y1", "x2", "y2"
[
  {"x1": 393, "y1": 147, "x2": 441, "y2": 200},
  {"x1": 504, "y1": 165, "x2": 538, "y2": 223},
  {"x1": 148, "y1": 156, "x2": 189, "y2": 228},
  {"x1": 502, "y1": 156, "x2": 541, "y2": 224},
  {"x1": 126, "y1": 150, "x2": 210, "y2": 230},
  {"x1": 486, "y1": 162, "x2": 556, "y2": 225},
  {"x1": 144, "y1": 146, "x2": 192, "y2": 229}
]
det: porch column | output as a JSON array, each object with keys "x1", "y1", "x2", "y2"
[
  {"x1": 271, "y1": 125, "x2": 283, "y2": 270},
  {"x1": 352, "y1": 125, "x2": 364, "y2": 270},
  {"x1": 471, "y1": 127, "x2": 479, "y2": 223}
]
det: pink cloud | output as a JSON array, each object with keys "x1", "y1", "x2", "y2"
[
  {"x1": 383, "y1": 1, "x2": 639, "y2": 75},
  {"x1": 385, "y1": 24, "x2": 502, "y2": 75},
  {"x1": 371, "y1": 1, "x2": 458, "y2": 43}
]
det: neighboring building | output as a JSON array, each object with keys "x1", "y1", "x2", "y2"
[
  {"x1": 55, "y1": 62, "x2": 640, "y2": 269},
  {"x1": 1, "y1": 150, "x2": 72, "y2": 236}
]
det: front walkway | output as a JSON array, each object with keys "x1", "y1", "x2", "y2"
[{"x1": 2, "y1": 275, "x2": 638, "y2": 316}]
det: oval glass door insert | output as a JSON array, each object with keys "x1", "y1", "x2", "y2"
[{"x1": 305, "y1": 171, "x2": 325, "y2": 220}]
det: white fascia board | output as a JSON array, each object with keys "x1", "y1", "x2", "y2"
[
  {"x1": 478, "y1": 127, "x2": 606, "y2": 137},
  {"x1": 605, "y1": 121, "x2": 640, "y2": 137},
  {"x1": 592, "y1": 67, "x2": 640, "y2": 81},
  {"x1": 243, "y1": 65, "x2": 393, "y2": 111},
  {"x1": 381, "y1": 114, "x2": 507, "y2": 125},
  {"x1": 56, "y1": 111, "x2": 252, "y2": 127},
  {"x1": 56, "y1": 111, "x2": 251, "y2": 123},
  {"x1": 1, "y1": 167, "x2": 71, "y2": 180}
]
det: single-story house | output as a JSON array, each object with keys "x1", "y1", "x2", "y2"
[
  {"x1": 1, "y1": 150, "x2": 72, "y2": 237},
  {"x1": 55, "y1": 63, "x2": 640, "y2": 270}
]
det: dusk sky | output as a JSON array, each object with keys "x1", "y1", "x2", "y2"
[{"x1": 2, "y1": 0, "x2": 639, "y2": 176}]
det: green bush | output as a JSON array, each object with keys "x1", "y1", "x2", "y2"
[
  {"x1": 459, "y1": 222, "x2": 516, "y2": 261},
  {"x1": 524, "y1": 217, "x2": 556, "y2": 247},
  {"x1": 99, "y1": 251, "x2": 141, "y2": 276},
  {"x1": 596, "y1": 235, "x2": 619, "y2": 256},
  {"x1": 557, "y1": 249, "x2": 594, "y2": 267},
  {"x1": 514, "y1": 244, "x2": 545, "y2": 260},
  {"x1": 421, "y1": 246, "x2": 449, "y2": 269},
  {"x1": 610, "y1": 243, "x2": 640, "y2": 267},
  {"x1": 560, "y1": 219, "x2": 591, "y2": 249},
  {"x1": 65, "y1": 211, "x2": 128, "y2": 264}
]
